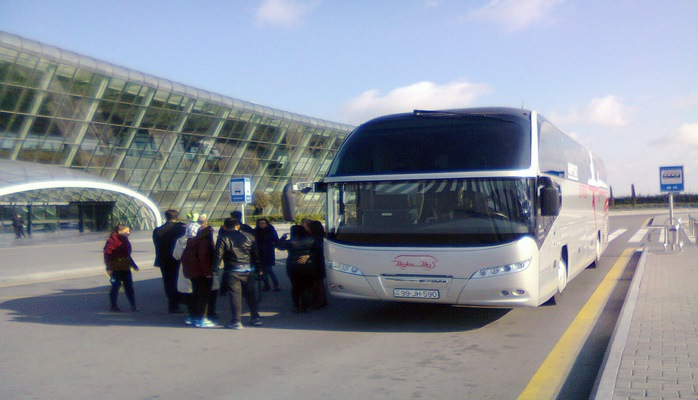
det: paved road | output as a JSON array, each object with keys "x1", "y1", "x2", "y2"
[{"x1": 1, "y1": 212, "x2": 687, "y2": 399}]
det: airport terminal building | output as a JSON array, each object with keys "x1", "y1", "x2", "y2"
[{"x1": 0, "y1": 31, "x2": 354, "y2": 232}]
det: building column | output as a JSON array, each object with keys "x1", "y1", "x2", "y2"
[
  {"x1": 9, "y1": 64, "x2": 57, "y2": 160},
  {"x1": 63, "y1": 76, "x2": 109, "y2": 167}
]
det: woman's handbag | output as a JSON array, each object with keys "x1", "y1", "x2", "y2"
[{"x1": 107, "y1": 257, "x2": 133, "y2": 271}]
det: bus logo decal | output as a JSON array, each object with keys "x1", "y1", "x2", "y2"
[{"x1": 393, "y1": 255, "x2": 438, "y2": 270}]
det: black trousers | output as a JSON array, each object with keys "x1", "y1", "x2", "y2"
[
  {"x1": 221, "y1": 271, "x2": 259, "y2": 324},
  {"x1": 159, "y1": 263, "x2": 180, "y2": 312},
  {"x1": 190, "y1": 277, "x2": 212, "y2": 320},
  {"x1": 286, "y1": 264, "x2": 315, "y2": 311}
]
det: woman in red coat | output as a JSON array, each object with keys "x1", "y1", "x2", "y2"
[
  {"x1": 181, "y1": 216, "x2": 216, "y2": 328},
  {"x1": 103, "y1": 224, "x2": 139, "y2": 312}
]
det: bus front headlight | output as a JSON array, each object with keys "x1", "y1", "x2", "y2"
[
  {"x1": 470, "y1": 259, "x2": 531, "y2": 279},
  {"x1": 328, "y1": 260, "x2": 364, "y2": 276}
]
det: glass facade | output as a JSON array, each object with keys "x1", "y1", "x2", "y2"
[{"x1": 0, "y1": 31, "x2": 354, "y2": 230}]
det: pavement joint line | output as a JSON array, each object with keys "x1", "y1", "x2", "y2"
[
  {"x1": 0, "y1": 260, "x2": 156, "y2": 288},
  {"x1": 517, "y1": 247, "x2": 637, "y2": 400}
]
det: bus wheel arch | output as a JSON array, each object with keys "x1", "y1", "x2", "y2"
[
  {"x1": 590, "y1": 231, "x2": 602, "y2": 269},
  {"x1": 544, "y1": 246, "x2": 568, "y2": 306}
]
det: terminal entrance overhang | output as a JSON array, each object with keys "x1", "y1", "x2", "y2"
[{"x1": 0, "y1": 160, "x2": 162, "y2": 230}]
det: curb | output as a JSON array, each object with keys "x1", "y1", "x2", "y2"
[{"x1": 592, "y1": 248, "x2": 647, "y2": 399}]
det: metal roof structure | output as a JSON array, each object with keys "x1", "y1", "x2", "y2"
[{"x1": 0, "y1": 31, "x2": 354, "y2": 230}]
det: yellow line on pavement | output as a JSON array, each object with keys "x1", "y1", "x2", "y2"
[{"x1": 517, "y1": 247, "x2": 637, "y2": 400}]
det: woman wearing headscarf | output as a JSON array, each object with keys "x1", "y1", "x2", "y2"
[
  {"x1": 307, "y1": 220, "x2": 328, "y2": 309},
  {"x1": 278, "y1": 224, "x2": 316, "y2": 312},
  {"x1": 103, "y1": 224, "x2": 139, "y2": 312}
]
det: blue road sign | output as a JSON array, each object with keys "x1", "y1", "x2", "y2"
[
  {"x1": 660, "y1": 166, "x2": 684, "y2": 192},
  {"x1": 230, "y1": 178, "x2": 252, "y2": 203}
]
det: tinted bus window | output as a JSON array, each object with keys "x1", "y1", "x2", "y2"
[{"x1": 327, "y1": 114, "x2": 531, "y2": 177}]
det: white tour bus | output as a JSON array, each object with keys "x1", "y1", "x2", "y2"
[{"x1": 316, "y1": 107, "x2": 609, "y2": 307}]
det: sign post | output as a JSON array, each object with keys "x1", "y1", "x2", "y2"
[
  {"x1": 660, "y1": 166, "x2": 684, "y2": 250},
  {"x1": 659, "y1": 165, "x2": 684, "y2": 221},
  {"x1": 230, "y1": 177, "x2": 252, "y2": 224}
]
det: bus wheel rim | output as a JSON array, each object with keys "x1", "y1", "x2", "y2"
[{"x1": 557, "y1": 259, "x2": 567, "y2": 293}]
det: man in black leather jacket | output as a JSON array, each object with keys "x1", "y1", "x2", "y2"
[{"x1": 214, "y1": 217, "x2": 262, "y2": 329}]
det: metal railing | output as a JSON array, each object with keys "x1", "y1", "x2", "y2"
[
  {"x1": 664, "y1": 217, "x2": 684, "y2": 251},
  {"x1": 688, "y1": 215, "x2": 697, "y2": 239}
]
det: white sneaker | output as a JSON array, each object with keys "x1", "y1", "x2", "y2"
[
  {"x1": 185, "y1": 316, "x2": 194, "y2": 325},
  {"x1": 196, "y1": 318, "x2": 217, "y2": 328},
  {"x1": 226, "y1": 322, "x2": 244, "y2": 330}
]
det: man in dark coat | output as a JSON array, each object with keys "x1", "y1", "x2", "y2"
[{"x1": 153, "y1": 209, "x2": 186, "y2": 313}]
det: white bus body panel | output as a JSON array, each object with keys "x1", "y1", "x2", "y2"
[
  {"x1": 326, "y1": 236, "x2": 545, "y2": 307},
  {"x1": 325, "y1": 177, "x2": 608, "y2": 308}
]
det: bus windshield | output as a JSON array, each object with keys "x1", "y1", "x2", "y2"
[
  {"x1": 327, "y1": 112, "x2": 531, "y2": 177},
  {"x1": 326, "y1": 178, "x2": 536, "y2": 247}
]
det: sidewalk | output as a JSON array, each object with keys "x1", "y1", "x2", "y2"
[
  {"x1": 0, "y1": 224, "x2": 294, "y2": 285},
  {"x1": 594, "y1": 245, "x2": 698, "y2": 399}
]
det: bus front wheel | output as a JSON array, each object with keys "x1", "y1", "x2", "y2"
[{"x1": 544, "y1": 258, "x2": 567, "y2": 306}]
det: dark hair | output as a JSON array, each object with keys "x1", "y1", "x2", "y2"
[
  {"x1": 165, "y1": 209, "x2": 179, "y2": 221},
  {"x1": 231, "y1": 210, "x2": 243, "y2": 219},
  {"x1": 113, "y1": 223, "x2": 128, "y2": 233},
  {"x1": 308, "y1": 220, "x2": 325, "y2": 238},
  {"x1": 289, "y1": 224, "x2": 306, "y2": 238},
  {"x1": 256, "y1": 218, "x2": 271, "y2": 228},
  {"x1": 224, "y1": 217, "x2": 240, "y2": 229}
]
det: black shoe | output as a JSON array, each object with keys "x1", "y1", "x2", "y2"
[
  {"x1": 262, "y1": 287, "x2": 271, "y2": 292},
  {"x1": 111, "y1": 306, "x2": 121, "y2": 312},
  {"x1": 273, "y1": 286, "x2": 282, "y2": 292}
]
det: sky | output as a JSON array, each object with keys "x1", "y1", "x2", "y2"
[{"x1": 1, "y1": 0, "x2": 697, "y2": 196}]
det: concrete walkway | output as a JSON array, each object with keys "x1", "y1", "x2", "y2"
[{"x1": 595, "y1": 245, "x2": 698, "y2": 399}]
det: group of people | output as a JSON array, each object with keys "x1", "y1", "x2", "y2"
[{"x1": 103, "y1": 209, "x2": 328, "y2": 329}]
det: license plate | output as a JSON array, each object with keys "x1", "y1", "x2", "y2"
[{"x1": 393, "y1": 289, "x2": 440, "y2": 299}]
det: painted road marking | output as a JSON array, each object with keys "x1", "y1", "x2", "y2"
[
  {"x1": 608, "y1": 229, "x2": 627, "y2": 242},
  {"x1": 628, "y1": 228, "x2": 648, "y2": 243},
  {"x1": 517, "y1": 247, "x2": 637, "y2": 400}
]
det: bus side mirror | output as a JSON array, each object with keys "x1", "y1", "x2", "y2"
[
  {"x1": 282, "y1": 182, "x2": 325, "y2": 221},
  {"x1": 281, "y1": 183, "x2": 298, "y2": 222},
  {"x1": 540, "y1": 177, "x2": 560, "y2": 216}
]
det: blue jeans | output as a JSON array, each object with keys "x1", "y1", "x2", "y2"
[{"x1": 110, "y1": 270, "x2": 136, "y2": 308}]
